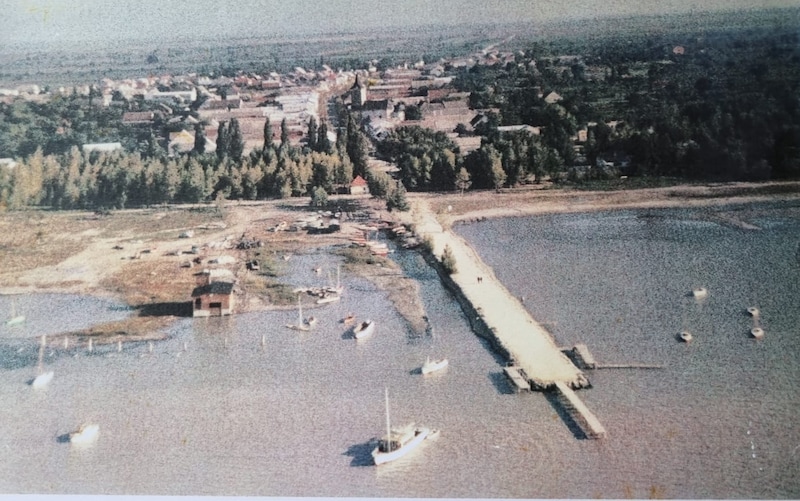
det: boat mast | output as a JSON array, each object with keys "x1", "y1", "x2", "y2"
[
  {"x1": 298, "y1": 294, "x2": 303, "y2": 325},
  {"x1": 384, "y1": 387, "x2": 392, "y2": 452}
]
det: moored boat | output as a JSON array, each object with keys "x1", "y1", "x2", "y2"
[
  {"x1": 305, "y1": 316, "x2": 318, "y2": 328},
  {"x1": 353, "y1": 320, "x2": 375, "y2": 339},
  {"x1": 371, "y1": 388, "x2": 436, "y2": 466},
  {"x1": 69, "y1": 423, "x2": 100, "y2": 445},
  {"x1": 679, "y1": 331, "x2": 693, "y2": 343},
  {"x1": 421, "y1": 356, "x2": 449, "y2": 375},
  {"x1": 692, "y1": 287, "x2": 708, "y2": 299},
  {"x1": 316, "y1": 292, "x2": 341, "y2": 304},
  {"x1": 32, "y1": 371, "x2": 54, "y2": 389},
  {"x1": 751, "y1": 327, "x2": 765, "y2": 339},
  {"x1": 342, "y1": 313, "x2": 356, "y2": 325}
]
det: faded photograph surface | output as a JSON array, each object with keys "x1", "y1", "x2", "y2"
[{"x1": 1, "y1": 0, "x2": 800, "y2": 498}]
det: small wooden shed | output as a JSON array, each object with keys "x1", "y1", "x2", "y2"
[{"x1": 191, "y1": 281, "x2": 235, "y2": 317}]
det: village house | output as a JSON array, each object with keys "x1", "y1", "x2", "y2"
[
  {"x1": 350, "y1": 175, "x2": 369, "y2": 195},
  {"x1": 191, "y1": 270, "x2": 235, "y2": 317}
]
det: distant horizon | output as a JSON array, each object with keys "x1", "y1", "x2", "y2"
[{"x1": 3, "y1": 0, "x2": 800, "y2": 50}]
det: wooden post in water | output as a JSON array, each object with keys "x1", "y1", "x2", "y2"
[
  {"x1": 63, "y1": 337, "x2": 68, "y2": 349},
  {"x1": 88, "y1": 338, "x2": 93, "y2": 353},
  {"x1": 117, "y1": 341, "x2": 122, "y2": 352},
  {"x1": 148, "y1": 341, "x2": 153, "y2": 353},
  {"x1": 260, "y1": 335, "x2": 266, "y2": 348}
]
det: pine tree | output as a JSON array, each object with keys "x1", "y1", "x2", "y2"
[
  {"x1": 307, "y1": 117, "x2": 318, "y2": 152},
  {"x1": 455, "y1": 167, "x2": 472, "y2": 195},
  {"x1": 280, "y1": 118, "x2": 289, "y2": 147},
  {"x1": 216, "y1": 121, "x2": 229, "y2": 160},
  {"x1": 228, "y1": 118, "x2": 244, "y2": 162},
  {"x1": 193, "y1": 124, "x2": 206, "y2": 155},
  {"x1": 317, "y1": 122, "x2": 332, "y2": 154},
  {"x1": 262, "y1": 116, "x2": 274, "y2": 155}
]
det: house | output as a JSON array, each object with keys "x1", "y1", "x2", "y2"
[
  {"x1": 361, "y1": 99, "x2": 392, "y2": 121},
  {"x1": 191, "y1": 281, "x2": 235, "y2": 317},
  {"x1": 544, "y1": 91, "x2": 563, "y2": 104},
  {"x1": 350, "y1": 175, "x2": 369, "y2": 195},
  {"x1": 82, "y1": 142, "x2": 123, "y2": 153}
]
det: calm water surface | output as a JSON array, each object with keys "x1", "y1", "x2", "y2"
[{"x1": 1, "y1": 202, "x2": 799, "y2": 498}]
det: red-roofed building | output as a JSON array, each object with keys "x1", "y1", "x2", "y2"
[{"x1": 350, "y1": 175, "x2": 369, "y2": 195}]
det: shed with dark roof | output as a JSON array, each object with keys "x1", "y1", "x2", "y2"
[{"x1": 191, "y1": 281, "x2": 235, "y2": 317}]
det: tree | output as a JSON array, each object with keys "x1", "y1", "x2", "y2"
[
  {"x1": 216, "y1": 121, "x2": 229, "y2": 160},
  {"x1": 455, "y1": 167, "x2": 472, "y2": 195},
  {"x1": 306, "y1": 117, "x2": 318, "y2": 152},
  {"x1": 317, "y1": 122, "x2": 332, "y2": 154},
  {"x1": 386, "y1": 181, "x2": 409, "y2": 212},
  {"x1": 489, "y1": 148, "x2": 507, "y2": 191},
  {"x1": 228, "y1": 118, "x2": 244, "y2": 162},
  {"x1": 193, "y1": 124, "x2": 206, "y2": 155},
  {"x1": 280, "y1": 118, "x2": 290, "y2": 147},
  {"x1": 310, "y1": 186, "x2": 328, "y2": 207},
  {"x1": 441, "y1": 244, "x2": 457, "y2": 274},
  {"x1": 262, "y1": 116, "x2": 274, "y2": 155}
]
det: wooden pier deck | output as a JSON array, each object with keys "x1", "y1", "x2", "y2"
[
  {"x1": 409, "y1": 200, "x2": 589, "y2": 390},
  {"x1": 503, "y1": 366, "x2": 531, "y2": 392},
  {"x1": 554, "y1": 381, "x2": 607, "y2": 439}
]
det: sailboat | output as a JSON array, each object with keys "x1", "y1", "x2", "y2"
[
  {"x1": 371, "y1": 388, "x2": 436, "y2": 466},
  {"x1": 6, "y1": 297, "x2": 25, "y2": 326},
  {"x1": 32, "y1": 335, "x2": 54, "y2": 389},
  {"x1": 69, "y1": 423, "x2": 100, "y2": 445},
  {"x1": 318, "y1": 265, "x2": 343, "y2": 304},
  {"x1": 421, "y1": 356, "x2": 449, "y2": 375},
  {"x1": 286, "y1": 294, "x2": 309, "y2": 331}
]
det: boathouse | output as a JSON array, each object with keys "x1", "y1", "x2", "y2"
[{"x1": 191, "y1": 280, "x2": 235, "y2": 317}]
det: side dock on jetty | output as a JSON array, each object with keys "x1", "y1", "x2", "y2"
[{"x1": 408, "y1": 201, "x2": 605, "y2": 439}]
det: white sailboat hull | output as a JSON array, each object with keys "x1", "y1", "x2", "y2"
[
  {"x1": 69, "y1": 424, "x2": 100, "y2": 445},
  {"x1": 421, "y1": 359, "x2": 449, "y2": 375},
  {"x1": 354, "y1": 321, "x2": 375, "y2": 339},
  {"x1": 371, "y1": 427, "x2": 432, "y2": 465},
  {"x1": 32, "y1": 371, "x2": 54, "y2": 389}
]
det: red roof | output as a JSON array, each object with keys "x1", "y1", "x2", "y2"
[{"x1": 351, "y1": 175, "x2": 368, "y2": 186}]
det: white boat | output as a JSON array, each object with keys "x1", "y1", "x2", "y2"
[
  {"x1": 32, "y1": 371, "x2": 54, "y2": 389},
  {"x1": 747, "y1": 307, "x2": 760, "y2": 318},
  {"x1": 679, "y1": 331, "x2": 693, "y2": 343},
  {"x1": 692, "y1": 287, "x2": 708, "y2": 299},
  {"x1": 316, "y1": 292, "x2": 341, "y2": 304},
  {"x1": 421, "y1": 356, "x2": 449, "y2": 375},
  {"x1": 353, "y1": 320, "x2": 375, "y2": 339},
  {"x1": 32, "y1": 335, "x2": 53, "y2": 389},
  {"x1": 751, "y1": 327, "x2": 765, "y2": 339},
  {"x1": 305, "y1": 316, "x2": 318, "y2": 329},
  {"x1": 69, "y1": 423, "x2": 100, "y2": 445},
  {"x1": 286, "y1": 295, "x2": 309, "y2": 331},
  {"x1": 371, "y1": 388, "x2": 436, "y2": 466}
]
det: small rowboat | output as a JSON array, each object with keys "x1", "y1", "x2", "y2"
[
  {"x1": 679, "y1": 331, "x2": 693, "y2": 343},
  {"x1": 751, "y1": 327, "x2": 765, "y2": 339}
]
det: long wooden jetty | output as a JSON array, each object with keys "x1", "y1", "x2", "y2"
[
  {"x1": 554, "y1": 382, "x2": 607, "y2": 439},
  {"x1": 408, "y1": 200, "x2": 605, "y2": 439}
]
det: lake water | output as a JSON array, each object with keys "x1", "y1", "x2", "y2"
[{"x1": 1, "y1": 201, "x2": 799, "y2": 498}]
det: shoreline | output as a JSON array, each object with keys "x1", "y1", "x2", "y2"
[{"x1": 3, "y1": 182, "x2": 799, "y2": 343}]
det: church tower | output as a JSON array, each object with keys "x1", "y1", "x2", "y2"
[{"x1": 350, "y1": 74, "x2": 367, "y2": 109}]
